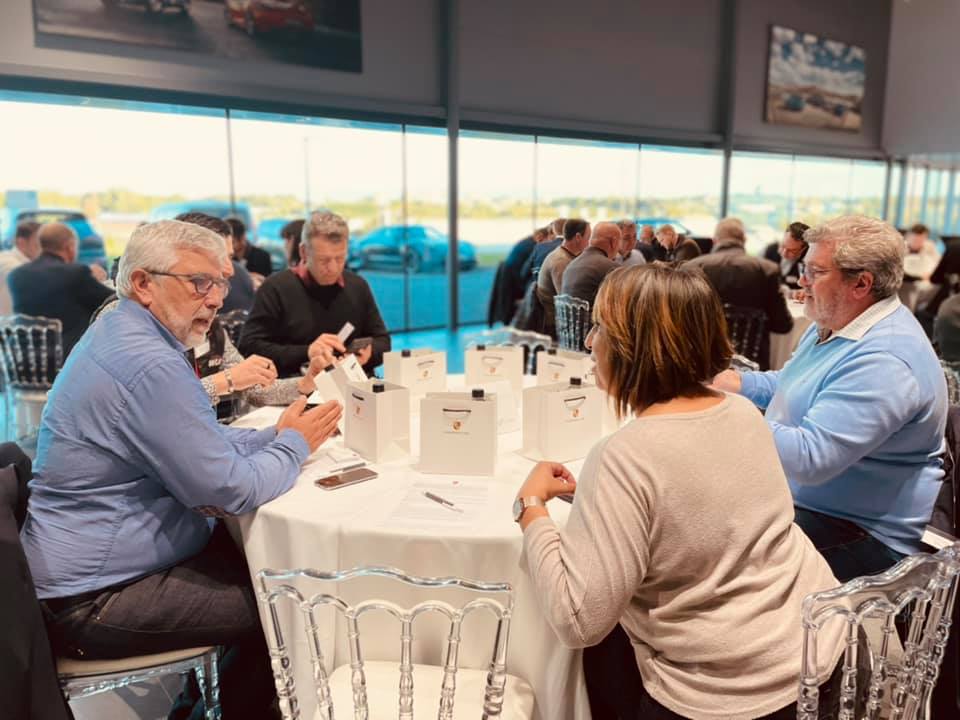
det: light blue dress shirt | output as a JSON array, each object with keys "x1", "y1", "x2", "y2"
[
  {"x1": 740, "y1": 301, "x2": 946, "y2": 555},
  {"x1": 21, "y1": 298, "x2": 309, "y2": 599}
]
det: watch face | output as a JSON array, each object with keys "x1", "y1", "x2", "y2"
[{"x1": 512, "y1": 497, "x2": 523, "y2": 523}]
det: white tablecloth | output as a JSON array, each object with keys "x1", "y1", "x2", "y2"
[
  {"x1": 769, "y1": 300, "x2": 811, "y2": 370},
  {"x1": 231, "y1": 375, "x2": 591, "y2": 720}
]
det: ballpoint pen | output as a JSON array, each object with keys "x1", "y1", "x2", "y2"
[{"x1": 423, "y1": 491, "x2": 464, "y2": 513}]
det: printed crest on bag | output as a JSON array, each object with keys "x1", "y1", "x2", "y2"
[{"x1": 564, "y1": 394, "x2": 586, "y2": 420}]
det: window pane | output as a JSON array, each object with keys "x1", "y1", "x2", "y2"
[
  {"x1": 927, "y1": 169, "x2": 948, "y2": 235},
  {"x1": 535, "y1": 136, "x2": 638, "y2": 227},
  {"x1": 904, "y1": 166, "x2": 926, "y2": 228},
  {"x1": 404, "y1": 126, "x2": 450, "y2": 329},
  {"x1": 791, "y1": 156, "x2": 852, "y2": 228},
  {"x1": 728, "y1": 152, "x2": 794, "y2": 255},
  {"x1": 0, "y1": 90, "x2": 229, "y2": 265},
  {"x1": 459, "y1": 131, "x2": 536, "y2": 326},
  {"x1": 849, "y1": 160, "x2": 886, "y2": 219},
  {"x1": 637, "y1": 146, "x2": 723, "y2": 238},
  {"x1": 886, "y1": 163, "x2": 902, "y2": 224},
  {"x1": 228, "y1": 112, "x2": 407, "y2": 329}
]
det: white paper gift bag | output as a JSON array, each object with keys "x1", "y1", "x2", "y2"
[
  {"x1": 330, "y1": 353, "x2": 368, "y2": 397},
  {"x1": 581, "y1": 374, "x2": 623, "y2": 436},
  {"x1": 536, "y1": 348, "x2": 595, "y2": 386},
  {"x1": 521, "y1": 379, "x2": 603, "y2": 462},
  {"x1": 464, "y1": 344, "x2": 524, "y2": 396},
  {"x1": 306, "y1": 370, "x2": 346, "y2": 434},
  {"x1": 344, "y1": 380, "x2": 410, "y2": 463},
  {"x1": 383, "y1": 349, "x2": 447, "y2": 396},
  {"x1": 467, "y1": 379, "x2": 520, "y2": 433},
  {"x1": 419, "y1": 389, "x2": 498, "y2": 476}
]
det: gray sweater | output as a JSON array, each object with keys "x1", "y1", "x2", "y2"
[{"x1": 522, "y1": 393, "x2": 843, "y2": 719}]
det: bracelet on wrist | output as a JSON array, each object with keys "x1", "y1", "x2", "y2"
[{"x1": 224, "y1": 367, "x2": 236, "y2": 394}]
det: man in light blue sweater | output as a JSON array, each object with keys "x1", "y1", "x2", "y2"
[{"x1": 715, "y1": 215, "x2": 947, "y2": 581}]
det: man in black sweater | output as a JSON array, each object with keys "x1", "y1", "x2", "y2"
[{"x1": 239, "y1": 211, "x2": 390, "y2": 376}]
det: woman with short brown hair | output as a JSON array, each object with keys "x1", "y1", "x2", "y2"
[{"x1": 513, "y1": 263, "x2": 843, "y2": 719}]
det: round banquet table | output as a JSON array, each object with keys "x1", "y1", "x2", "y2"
[
  {"x1": 229, "y1": 374, "x2": 591, "y2": 720},
  {"x1": 769, "y1": 299, "x2": 812, "y2": 371}
]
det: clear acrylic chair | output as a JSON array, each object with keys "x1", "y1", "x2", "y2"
[
  {"x1": 942, "y1": 360, "x2": 960, "y2": 405},
  {"x1": 256, "y1": 565, "x2": 535, "y2": 720},
  {"x1": 58, "y1": 646, "x2": 221, "y2": 719},
  {"x1": 466, "y1": 326, "x2": 553, "y2": 374},
  {"x1": 0, "y1": 314, "x2": 64, "y2": 443},
  {"x1": 553, "y1": 295, "x2": 591, "y2": 352},
  {"x1": 722, "y1": 304, "x2": 767, "y2": 367},
  {"x1": 797, "y1": 542, "x2": 960, "y2": 720}
]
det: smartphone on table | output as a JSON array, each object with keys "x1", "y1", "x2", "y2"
[{"x1": 314, "y1": 467, "x2": 378, "y2": 491}]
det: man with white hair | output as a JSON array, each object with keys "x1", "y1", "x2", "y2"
[
  {"x1": 714, "y1": 215, "x2": 947, "y2": 581},
  {"x1": 21, "y1": 220, "x2": 342, "y2": 718},
  {"x1": 240, "y1": 210, "x2": 390, "y2": 375}
]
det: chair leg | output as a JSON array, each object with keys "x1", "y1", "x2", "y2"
[{"x1": 195, "y1": 651, "x2": 222, "y2": 720}]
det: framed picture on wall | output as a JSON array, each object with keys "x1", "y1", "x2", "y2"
[
  {"x1": 764, "y1": 24, "x2": 865, "y2": 132},
  {"x1": 32, "y1": 0, "x2": 362, "y2": 73}
]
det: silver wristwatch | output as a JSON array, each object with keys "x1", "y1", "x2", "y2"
[{"x1": 513, "y1": 496, "x2": 546, "y2": 523}]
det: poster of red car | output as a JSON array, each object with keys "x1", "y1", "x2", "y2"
[{"x1": 32, "y1": 0, "x2": 362, "y2": 72}]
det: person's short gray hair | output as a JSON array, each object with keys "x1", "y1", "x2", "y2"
[
  {"x1": 714, "y1": 217, "x2": 746, "y2": 244},
  {"x1": 804, "y1": 215, "x2": 905, "y2": 299},
  {"x1": 615, "y1": 219, "x2": 637, "y2": 232},
  {"x1": 301, "y1": 210, "x2": 349, "y2": 254},
  {"x1": 116, "y1": 220, "x2": 227, "y2": 298}
]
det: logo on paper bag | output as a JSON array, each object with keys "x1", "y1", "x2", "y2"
[
  {"x1": 482, "y1": 355, "x2": 502, "y2": 376},
  {"x1": 442, "y1": 408, "x2": 470, "y2": 434},
  {"x1": 351, "y1": 393, "x2": 365, "y2": 420},
  {"x1": 563, "y1": 396, "x2": 586, "y2": 422},
  {"x1": 417, "y1": 360, "x2": 435, "y2": 382}
]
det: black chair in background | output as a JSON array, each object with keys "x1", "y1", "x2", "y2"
[
  {"x1": 218, "y1": 309, "x2": 248, "y2": 349},
  {"x1": 722, "y1": 304, "x2": 767, "y2": 368}
]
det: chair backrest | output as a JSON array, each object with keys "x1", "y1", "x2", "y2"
[
  {"x1": 0, "y1": 314, "x2": 64, "y2": 390},
  {"x1": 797, "y1": 543, "x2": 960, "y2": 720},
  {"x1": 723, "y1": 304, "x2": 767, "y2": 365},
  {"x1": 256, "y1": 565, "x2": 515, "y2": 720},
  {"x1": 219, "y1": 309, "x2": 248, "y2": 349},
  {"x1": 554, "y1": 294, "x2": 591, "y2": 351},
  {"x1": 943, "y1": 361, "x2": 960, "y2": 406}
]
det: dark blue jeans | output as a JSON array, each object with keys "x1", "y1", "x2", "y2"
[
  {"x1": 42, "y1": 523, "x2": 277, "y2": 720},
  {"x1": 793, "y1": 507, "x2": 906, "y2": 583}
]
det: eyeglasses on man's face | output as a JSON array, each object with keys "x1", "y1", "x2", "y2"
[
  {"x1": 800, "y1": 264, "x2": 863, "y2": 283},
  {"x1": 147, "y1": 271, "x2": 230, "y2": 297}
]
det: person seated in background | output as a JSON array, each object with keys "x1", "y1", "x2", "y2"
[
  {"x1": 614, "y1": 219, "x2": 645, "y2": 267},
  {"x1": 92, "y1": 212, "x2": 326, "y2": 413},
  {"x1": 240, "y1": 210, "x2": 391, "y2": 376},
  {"x1": 21, "y1": 220, "x2": 342, "y2": 719},
  {"x1": 8, "y1": 221, "x2": 113, "y2": 358},
  {"x1": 226, "y1": 217, "x2": 273, "y2": 281},
  {"x1": 281, "y1": 219, "x2": 306, "y2": 268},
  {"x1": 687, "y1": 217, "x2": 793, "y2": 369},
  {"x1": 778, "y1": 221, "x2": 810, "y2": 288},
  {"x1": 514, "y1": 263, "x2": 843, "y2": 720},
  {"x1": 636, "y1": 223, "x2": 657, "y2": 261},
  {"x1": 0, "y1": 220, "x2": 41, "y2": 315},
  {"x1": 536, "y1": 218, "x2": 590, "y2": 337},
  {"x1": 560, "y1": 221, "x2": 621, "y2": 308},
  {"x1": 713, "y1": 215, "x2": 947, "y2": 582},
  {"x1": 900, "y1": 222, "x2": 941, "y2": 312},
  {"x1": 649, "y1": 223, "x2": 701, "y2": 262},
  {"x1": 521, "y1": 217, "x2": 566, "y2": 281}
]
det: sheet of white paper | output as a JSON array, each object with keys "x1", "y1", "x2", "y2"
[
  {"x1": 383, "y1": 480, "x2": 489, "y2": 530},
  {"x1": 299, "y1": 447, "x2": 366, "y2": 483}
]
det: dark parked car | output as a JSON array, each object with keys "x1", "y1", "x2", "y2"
[
  {"x1": 101, "y1": 0, "x2": 190, "y2": 14},
  {"x1": 224, "y1": 0, "x2": 313, "y2": 36},
  {"x1": 349, "y1": 225, "x2": 477, "y2": 273},
  {"x1": 0, "y1": 208, "x2": 107, "y2": 267}
]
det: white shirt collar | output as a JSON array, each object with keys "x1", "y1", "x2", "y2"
[{"x1": 817, "y1": 294, "x2": 901, "y2": 344}]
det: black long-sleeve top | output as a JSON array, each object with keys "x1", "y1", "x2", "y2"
[{"x1": 239, "y1": 268, "x2": 390, "y2": 377}]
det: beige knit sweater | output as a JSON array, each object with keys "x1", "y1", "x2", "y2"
[{"x1": 522, "y1": 393, "x2": 844, "y2": 719}]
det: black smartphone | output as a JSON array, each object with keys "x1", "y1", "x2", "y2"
[
  {"x1": 314, "y1": 467, "x2": 378, "y2": 490},
  {"x1": 557, "y1": 493, "x2": 575, "y2": 504},
  {"x1": 347, "y1": 336, "x2": 373, "y2": 354}
]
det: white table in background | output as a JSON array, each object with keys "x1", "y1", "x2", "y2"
[
  {"x1": 769, "y1": 300, "x2": 811, "y2": 371},
  {"x1": 231, "y1": 375, "x2": 590, "y2": 720}
]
